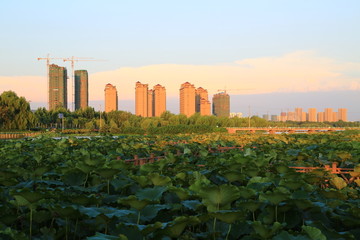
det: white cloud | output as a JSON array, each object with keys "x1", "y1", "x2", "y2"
[{"x1": 1, "y1": 51, "x2": 359, "y2": 104}]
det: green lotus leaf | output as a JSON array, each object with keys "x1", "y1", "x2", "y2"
[
  {"x1": 210, "y1": 210, "x2": 247, "y2": 224},
  {"x1": 237, "y1": 200, "x2": 262, "y2": 212},
  {"x1": 252, "y1": 221, "x2": 282, "y2": 239},
  {"x1": 330, "y1": 176, "x2": 347, "y2": 190},
  {"x1": 161, "y1": 216, "x2": 200, "y2": 238},
  {"x1": 97, "y1": 168, "x2": 120, "y2": 179},
  {"x1": 302, "y1": 226, "x2": 326, "y2": 240},
  {"x1": 52, "y1": 205, "x2": 79, "y2": 218},
  {"x1": 221, "y1": 170, "x2": 245, "y2": 182},
  {"x1": 136, "y1": 186, "x2": 167, "y2": 201},
  {"x1": 140, "y1": 204, "x2": 171, "y2": 222},
  {"x1": 78, "y1": 206, "x2": 102, "y2": 218},
  {"x1": 76, "y1": 162, "x2": 94, "y2": 174},
  {"x1": 169, "y1": 186, "x2": 190, "y2": 200},
  {"x1": 238, "y1": 186, "x2": 257, "y2": 199},
  {"x1": 147, "y1": 173, "x2": 172, "y2": 186},
  {"x1": 273, "y1": 231, "x2": 309, "y2": 240},
  {"x1": 198, "y1": 184, "x2": 240, "y2": 212},
  {"x1": 12, "y1": 190, "x2": 44, "y2": 204},
  {"x1": 132, "y1": 175, "x2": 150, "y2": 187},
  {"x1": 140, "y1": 221, "x2": 163, "y2": 235},
  {"x1": 118, "y1": 195, "x2": 152, "y2": 211},
  {"x1": 355, "y1": 179, "x2": 360, "y2": 187},
  {"x1": 87, "y1": 232, "x2": 127, "y2": 240},
  {"x1": 260, "y1": 191, "x2": 289, "y2": 205},
  {"x1": 184, "y1": 147, "x2": 192, "y2": 154},
  {"x1": 279, "y1": 179, "x2": 303, "y2": 190},
  {"x1": 181, "y1": 200, "x2": 202, "y2": 211},
  {"x1": 62, "y1": 170, "x2": 87, "y2": 186},
  {"x1": 175, "y1": 172, "x2": 186, "y2": 181}
]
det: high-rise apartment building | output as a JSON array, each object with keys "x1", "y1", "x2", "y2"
[
  {"x1": 135, "y1": 81, "x2": 149, "y2": 117},
  {"x1": 338, "y1": 108, "x2": 348, "y2": 122},
  {"x1": 49, "y1": 64, "x2": 67, "y2": 110},
  {"x1": 195, "y1": 87, "x2": 211, "y2": 116},
  {"x1": 333, "y1": 112, "x2": 339, "y2": 122},
  {"x1": 212, "y1": 92, "x2": 230, "y2": 117},
  {"x1": 317, "y1": 112, "x2": 324, "y2": 122},
  {"x1": 308, "y1": 108, "x2": 317, "y2": 122},
  {"x1": 135, "y1": 82, "x2": 166, "y2": 117},
  {"x1": 324, "y1": 108, "x2": 333, "y2": 122},
  {"x1": 153, "y1": 84, "x2": 166, "y2": 117},
  {"x1": 180, "y1": 82, "x2": 196, "y2": 117},
  {"x1": 199, "y1": 98, "x2": 211, "y2": 116},
  {"x1": 295, "y1": 108, "x2": 303, "y2": 121},
  {"x1": 286, "y1": 112, "x2": 294, "y2": 121},
  {"x1": 104, "y1": 83, "x2": 118, "y2": 112},
  {"x1": 280, "y1": 112, "x2": 287, "y2": 122},
  {"x1": 147, "y1": 89, "x2": 153, "y2": 117},
  {"x1": 74, "y1": 70, "x2": 88, "y2": 110}
]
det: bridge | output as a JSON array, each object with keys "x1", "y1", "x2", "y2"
[{"x1": 225, "y1": 127, "x2": 347, "y2": 134}]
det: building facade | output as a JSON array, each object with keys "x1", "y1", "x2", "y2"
[
  {"x1": 212, "y1": 92, "x2": 230, "y2": 117},
  {"x1": 74, "y1": 70, "x2": 88, "y2": 110},
  {"x1": 104, "y1": 83, "x2": 118, "y2": 112},
  {"x1": 135, "y1": 81, "x2": 149, "y2": 117},
  {"x1": 153, "y1": 84, "x2": 166, "y2": 117},
  {"x1": 49, "y1": 64, "x2": 67, "y2": 110},
  {"x1": 324, "y1": 108, "x2": 333, "y2": 122},
  {"x1": 338, "y1": 108, "x2": 348, "y2": 122},
  {"x1": 180, "y1": 82, "x2": 196, "y2": 117},
  {"x1": 308, "y1": 108, "x2": 317, "y2": 122}
]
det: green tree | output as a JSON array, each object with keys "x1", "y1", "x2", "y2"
[{"x1": 0, "y1": 91, "x2": 34, "y2": 130}]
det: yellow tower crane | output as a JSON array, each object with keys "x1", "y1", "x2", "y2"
[
  {"x1": 37, "y1": 54, "x2": 65, "y2": 109},
  {"x1": 63, "y1": 57, "x2": 105, "y2": 111}
]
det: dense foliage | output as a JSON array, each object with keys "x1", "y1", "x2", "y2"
[
  {"x1": 0, "y1": 132, "x2": 359, "y2": 239},
  {"x1": 0, "y1": 91, "x2": 35, "y2": 130},
  {"x1": 1, "y1": 91, "x2": 359, "y2": 131}
]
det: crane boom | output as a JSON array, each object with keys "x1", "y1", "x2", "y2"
[
  {"x1": 63, "y1": 57, "x2": 105, "y2": 111},
  {"x1": 37, "y1": 54, "x2": 65, "y2": 109}
]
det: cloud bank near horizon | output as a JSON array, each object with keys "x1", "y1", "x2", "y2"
[{"x1": 1, "y1": 51, "x2": 359, "y2": 103}]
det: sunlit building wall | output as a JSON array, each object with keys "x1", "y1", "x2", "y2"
[
  {"x1": 324, "y1": 108, "x2": 333, "y2": 122},
  {"x1": 135, "y1": 81, "x2": 149, "y2": 117},
  {"x1": 180, "y1": 82, "x2": 196, "y2": 117},
  {"x1": 49, "y1": 64, "x2": 67, "y2": 110},
  {"x1": 338, "y1": 108, "x2": 348, "y2": 122},
  {"x1": 212, "y1": 92, "x2": 230, "y2": 117},
  {"x1": 104, "y1": 83, "x2": 118, "y2": 112},
  {"x1": 74, "y1": 70, "x2": 88, "y2": 110},
  {"x1": 153, "y1": 84, "x2": 166, "y2": 117},
  {"x1": 147, "y1": 89, "x2": 154, "y2": 117},
  {"x1": 308, "y1": 108, "x2": 317, "y2": 122}
]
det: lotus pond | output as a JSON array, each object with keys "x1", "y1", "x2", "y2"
[{"x1": 0, "y1": 132, "x2": 359, "y2": 239}]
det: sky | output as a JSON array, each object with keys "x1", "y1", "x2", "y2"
[{"x1": 0, "y1": 0, "x2": 359, "y2": 120}]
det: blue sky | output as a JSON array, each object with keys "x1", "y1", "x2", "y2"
[{"x1": 0, "y1": 0, "x2": 359, "y2": 120}]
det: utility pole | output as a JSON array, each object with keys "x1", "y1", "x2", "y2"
[
  {"x1": 99, "y1": 105, "x2": 102, "y2": 134},
  {"x1": 248, "y1": 105, "x2": 251, "y2": 128}
]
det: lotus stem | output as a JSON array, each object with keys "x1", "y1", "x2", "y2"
[
  {"x1": 66, "y1": 217, "x2": 68, "y2": 240},
  {"x1": 225, "y1": 224, "x2": 232, "y2": 240},
  {"x1": 213, "y1": 217, "x2": 217, "y2": 240},
  {"x1": 73, "y1": 218, "x2": 78, "y2": 240},
  {"x1": 29, "y1": 208, "x2": 33, "y2": 240},
  {"x1": 137, "y1": 211, "x2": 141, "y2": 225}
]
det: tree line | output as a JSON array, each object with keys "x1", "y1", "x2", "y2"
[{"x1": 1, "y1": 91, "x2": 359, "y2": 133}]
